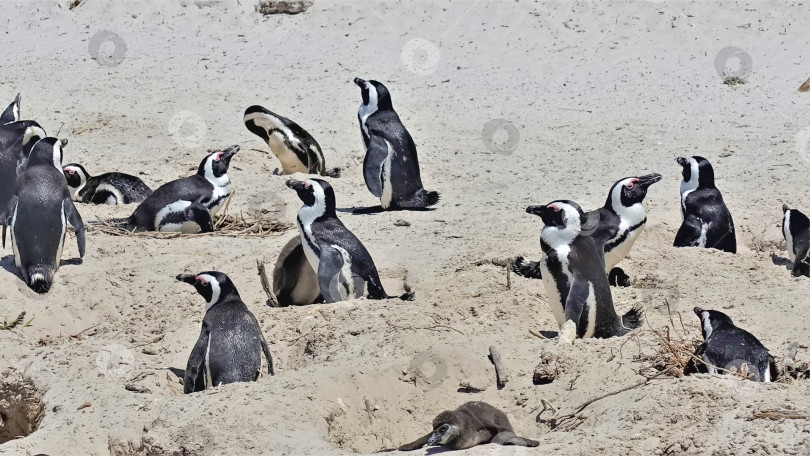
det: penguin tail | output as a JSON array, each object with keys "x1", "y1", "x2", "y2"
[
  {"x1": 322, "y1": 167, "x2": 342, "y2": 178},
  {"x1": 621, "y1": 304, "x2": 645, "y2": 331},
  {"x1": 28, "y1": 269, "x2": 53, "y2": 294},
  {"x1": 398, "y1": 291, "x2": 415, "y2": 301}
]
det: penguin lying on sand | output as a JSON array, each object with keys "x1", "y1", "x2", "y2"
[
  {"x1": 782, "y1": 204, "x2": 810, "y2": 278},
  {"x1": 514, "y1": 173, "x2": 662, "y2": 286},
  {"x1": 688, "y1": 307, "x2": 775, "y2": 382},
  {"x1": 353, "y1": 78, "x2": 439, "y2": 211},
  {"x1": 398, "y1": 402, "x2": 539, "y2": 451},
  {"x1": 63, "y1": 163, "x2": 152, "y2": 205},
  {"x1": 177, "y1": 271, "x2": 274, "y2": 393},
  {"x1": 243, "y1": 105, "x2": 340, "y2": 177},
  {"x1": 1, "y1": 138, "x2": 85, "y2": 293},
  {"x1": 127, "y1": 145, "x2": 238, "y2": 233},
  {"x1": 0, "y1": 93, "x2": 47, "y2": 218},
  {"x1": 525, "y1": 200, "x2": 643, "y2": 338},
  {"x1": 674, "y1": 156, "x2": 736, "y2": 253},
  {"x1": 287, "y1": 178, "x2": 414, "y2": 302}
]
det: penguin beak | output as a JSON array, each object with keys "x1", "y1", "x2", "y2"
[
  {"x1": 176, "y1": 274, "x2": 199, "y2": 285},
  {"x1": 526, "y1": 205, "x2": 547, "y2": 217},
  {"x1": 693, "y1": 307, "x2": 704, "y2": 316},
  {"x1": 221, "y1": 145, "x2": 239, "y2": 158},
  {"x1": 676, "y1": 157, "x2": 688, "y2": 167},
  {"x1": 353, "y1": 77, "x2": 366, "y2": 87},
  {"x1": 636, "y1": 173, "x2": 662, "y2": 188},
  {"x1": 427, "y1": 430, "x2": 442, "y2": 446},
  {"x1": 783, "y1": 204, "x2": 790, "y2": 213},
  {"x1": 286, "y1": 179, "x2": 303, "y2": 190}
]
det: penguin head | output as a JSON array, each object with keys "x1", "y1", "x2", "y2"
[
  {"x1": 286, "y1": 178, "x2": 337, "y2": 216},
  {"x1": 428, "y1": 411, "x2": 461, "y2": 446},
  {"x1": 26, "y1": 137, "x2": 67, "y2": 171},
  {"x1": 198, "y1": 145, "x2": 239, "y2": 181},
  {"x1": 530, "y1": 200, "x2": 598, "y2": 247},
  {"x1": 782, "y1": 204, "x2": 810, "y2": 239},
  {"x1": 354, "y1": 78, "x2": 393, "y2": 113},
  {"x1": 63, "y1": 163, "x2": 90, "y2": 200},
  {"x1": 693, "y1": 307, "x2": 734, "y2": 340},
  {"x1": 1, "y1": 93, "x2": 21, "y2": 124},
  {"x1": 606, "y1": 173, "x2": 662, "y2": 212},
  {"x1": 676, "y1": 156, "x2": 715, "y2": 190},
  {"x1": 176, "y1": 271, "x2": 238, "y2": 311},
  {"x1": 243, "y1": 105, "x2": 280, "y2": 143}
]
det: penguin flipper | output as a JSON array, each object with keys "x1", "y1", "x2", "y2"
[
  {"x1": 184, "y1": 327, "x2": 210, "y2": 394},
  {"x1": 564, "y1": 276, "x2": 590, "y2": 337},
  {"x1": 317, "y1": 245, "x2": 347, "y2": 303},
  {"x1": 260, "y1": 333, "x2": 274, "y2": 376},
  {"x1": 397, "y1": 432, "x2": 432, "y2": 451},
  {"x1": 673, "y1": 215, "x2": 703, "y2": 247},
  {"x1": 513, "y1": 256, "x2": 542, "y2": 279},
  {"x1": 362, "y1": 135, "x2": 387, "y2": 198},
  {"x1": 64, "y1": 198, "x2": 86, "y2": 258}
]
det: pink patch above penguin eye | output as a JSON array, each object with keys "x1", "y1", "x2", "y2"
[
  {"x1": 303, "y1": 181, "x2": 310, "y2": 189},
  {"x1": 547, "y1": 204, "x2": 560, "y2": 212},
  {"x1": 196, "y1": 276, "x2": 207, "y2": 285},
  {"x1": 214, "y1": 152, "x2": 223, "y2": 162}
]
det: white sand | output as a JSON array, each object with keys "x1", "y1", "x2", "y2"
[{"x1": 1, "y1": 1, "x2": 810, "y2": 455}]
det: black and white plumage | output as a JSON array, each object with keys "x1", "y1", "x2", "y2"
[
  {"x1": 674, "y1": 156, "x2": 736, "y2": 253},
  {"x1": 514, "y1": 173, "x2": 662, "y2": 285},
  {"x1": 127, "y1": 145, "x2": 238, "y2": 233},
  {"x1": 782, "y1": 204, "x2": 810, "y2": 277},
  {"x1": 243, "y1": 105, "x2": 340, "y2": 177},
  {"x1": 398, "y1": 402, "x2": 539, "y2": 451},
  {"x1": 527, "y1": 200, "x2": 642, "y2": 338},
  {"x1": 353, "y1": 78, "x2": 439, "y2": 210},
  {"x1": 0, "y1": 94, "x2": 47, "y2": 216},
  {"x1": 63, "y1": 163, "x2": 153, "y2": 205},
  {"x1": 1, "y1": 138, "x2": 85, "y2": 294},
  {"x1": 271, "y1": 236, "x2": 323, "y2": 306},
  {"x1": 689, "y1": 307, "x2": 775, "y2": 382},
  {"x1": 177, "y1": 271, "x2": 274, "y2": 393},
  {"x1": 286, "y1": 178, "x2": 414, "y2": 302}
]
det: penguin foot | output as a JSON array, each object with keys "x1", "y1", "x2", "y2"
[
  {"x1": 513, "y1": 256, "x2": 542, "y2": 279},
  {"x1": 398, "y1": 291, "x2": 415, "y2": 301},
  {"x1": 322, "y1": 167, "x2": 342, "y2": 178},
  {"x1": 557, "y1": 320, "x2": 577, "y2": 345},
  {"x1": 608, "y1": 267, "x2": 631, "y2": 287}
]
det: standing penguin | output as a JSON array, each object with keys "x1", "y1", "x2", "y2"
[
  {"x1": 353, "y1": 78, "x2": 439, "y2": 210},
  {"x1": 177, "y1": 271, "x2": 274, "y2": 393},
  {"x1": 0, "y1": 94, "x2": 47, "y2": 216},
  {"x1": 689, "y1": 307, "x2": 775, "y2": 382},
  {"x1": 286, "y1": 178, "x2": 414, "y2": 302},
  {"x1": 782, "y1": 204, "x2": 810, "y2": 277},
  {"x1": 674, "y1": 156, "x2": 736, "y2": 253},
  {"x1": 528, "y1": 200, "x2": 642, "y2": 338},
  {"x1": 127, "y1": 145, "x2": 238, "y2": 233},
  {"x1": 243, "y1": 105, "x2": 340, "y2": 177},
  {"x1": 63, "y1": 163, "x2": 153, "y2": 205},
  {"x1": 1, "y1": 138, "x2": 85, "y2": 293},
  {"x1": 514, "y1": 173, "x2": 662, "y2": 285}
]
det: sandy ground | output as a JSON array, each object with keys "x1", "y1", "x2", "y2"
[{"x1": 1, "y1": 0, "x2": 810, "y2": 455}]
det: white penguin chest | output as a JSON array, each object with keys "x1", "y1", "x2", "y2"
[
  {"x1": 784, "y1": 213, "x2": 796, "y2": 262},
  {"x1": 539, "y1": 248, "x2": 571, "y2": 328},
  {"x1": 208, "y1": 180, "x2": 232, "y2": 216},
  {"x1": 604, "y1": 224, "x2": 644, "y2": 271},
  {"x1": 298, "y1": 219, "x2": 320, "y2": 272},
  {"x1": 268, "y1": 132, "x2": 307, "y2": 173},
  {"x1": 380, "y1": 140, "x2": 394, "y2": 209}
]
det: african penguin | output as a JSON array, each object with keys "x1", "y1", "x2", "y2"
[
  {"x1": 286, "y1": 178, "x2": 414, "y2": 302},
  {"x1": 243, "y1": 105, "x2": 340, "y2": 177},
  {"x1": 514, "y1": 173, "x2": 662, "y2": 286},
  {"x1": 0, "y1": 93, "x2": 20, "y2": 124},
  {"x1": 353, "y1": 78, "x2": 439, "y2": 210},
  {"x1": 1, "y1": 138, "x2": 85, "y2": 293},
  {"x1": 782, "y1": 204, "x2": 810, "y2": 277},
  {"x1": 127, "y1": 145, "x2": 238, "y2": 233},
  {"x1": 63, "y1": 163, "x2": 153, "y2": 205},
  {"x1": 398, "y1": 402, "x2": 539, "y2": 451},
  {"x1": 177, "y1": 271, "x2": 274, "y2": 393},
  {"x1": 271, "y1": 236, "x2": 324, "y2": 306},
  {"x1": 0, "y1": 93, "x2": 47, "y2": 217},
  {"x1": 689, "y1": 307, "x2": 775, "y2": 382},
  {"x1": 528, "y1": 200, "x2": 643, "y2": 338},
  {"x1": 674, "y1": 156, "x2": 736, "y2": 253}
]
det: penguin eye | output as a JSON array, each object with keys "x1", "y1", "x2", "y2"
[
  {"x1": 196, "y1": 276, "x2": 208, "y2": 286},
  {"x1": 213, "y1": 152, "x2": 223, "y2": 162},
  {"x1": 626, "y1": 180, "x2": 635, "y2": 189}
]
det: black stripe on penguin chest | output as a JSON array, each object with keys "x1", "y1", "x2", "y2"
[
  {"x1": 604, "y1": 219, "x2": 647, "y2": 252},
  {"x1": 267, "y1": 128, "x2": 309, "y2": 165},
  {"x1": 297, "y1": 217, "x2": 321, "y2": 257}
]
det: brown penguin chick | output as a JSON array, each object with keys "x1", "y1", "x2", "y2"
[{"x1": 398, "y1": 401, "x2": 539, "y2": 451}]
